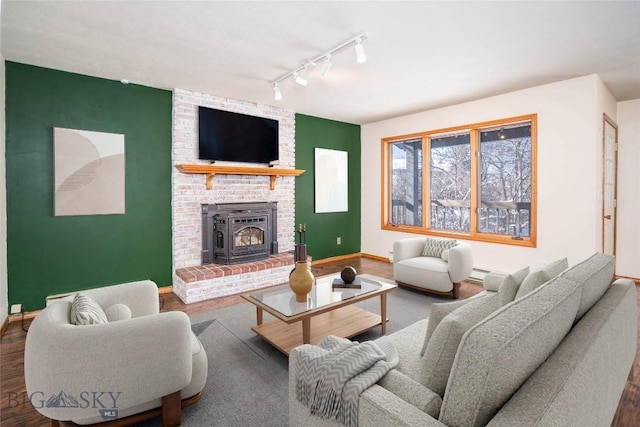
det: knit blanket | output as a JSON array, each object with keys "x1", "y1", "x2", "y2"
[{"x1": 294, "y1": 335, "x2": 399, "y2": 427}]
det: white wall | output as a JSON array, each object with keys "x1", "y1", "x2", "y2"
[
  {"x1": 616, "y1": 99, "x2": 640, "y2": 278},
  {"x1": 361, "y1": 75, "x2": 611, "y2": 273},
  {"x1": 1, "y1": 54, "x2": 8, "y2": 325}
]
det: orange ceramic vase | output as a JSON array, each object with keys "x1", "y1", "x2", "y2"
[{"x1": 289, "y1": 261, "x2": 314, "y2": 302}]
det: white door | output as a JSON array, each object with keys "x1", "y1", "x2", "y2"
[{"x1": 602, "y1": 114, "x2": 618, "y2": 255}]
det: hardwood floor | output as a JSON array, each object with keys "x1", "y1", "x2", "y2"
[{"x1": 1, "y1": 256, "x2": 638, "y2": 426}]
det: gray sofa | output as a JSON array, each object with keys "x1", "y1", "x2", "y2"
[
  {"x1": 393, "y1": 237, "x2": 473, "y2": 298},
  {"x1": 289, "y1": 253, "x2": 637, "y2": 426}
]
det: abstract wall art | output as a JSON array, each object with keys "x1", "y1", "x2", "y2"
[{"x1": 53, "y1": 128, "x2": 125, "y2": 216}]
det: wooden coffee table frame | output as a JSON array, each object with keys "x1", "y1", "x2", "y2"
[{"x1": 242, "y1": 276, "x2": 397, "y2": 355}]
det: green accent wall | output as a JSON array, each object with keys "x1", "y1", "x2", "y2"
[
  {"x1": 295, "y1": 114, "x2": 361, "y2": 260},
  {"x1": 5, "y1": 62, "x2": 172, "y2": 310}
]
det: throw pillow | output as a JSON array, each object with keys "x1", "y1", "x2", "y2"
[
  {"x1": 421, "y1": 298, "x2": 476, "y2": 356},
  {"x1": 515, "y1": 257, "x2": 569, "y2": 299},
  {"x1": 422, "y1": 237, "x2": 457, "y2": 258},
  {"x1": 105, "y1": 303, "x2": 132, "y2": 322},
  {"x1": 497, "y1": 266, "x2": 530, "y2": 306},
  {"x1": 441, "y1": 249, "x2": 450, "y2": 262},
  {"x1": 419, "y1": 295, "x2": 501, "y2": 396},
  {"x1": 70, "y1": 294, "x2": 108, "y2": 325}
]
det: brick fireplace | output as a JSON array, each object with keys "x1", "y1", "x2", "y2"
[{"x1": 171, "y1": 89, "x2": 296, "y2": 304}]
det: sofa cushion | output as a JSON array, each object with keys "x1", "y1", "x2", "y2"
[
  {"x1": 515, "y1": 257, "x2": 568, "y2": 299},
  {"x1": 378, "y1": 369, "x2": 442, "y2": 418},
  {"x1": 497, "y1": 266, "x2": 530, "y2": 306},
  {"x1": 560, "y1": 252, "x2": 615, "y2": 321},
  {"x1": 421, "y1": 297, "x2": 484, "y2": 356},
  {"x1": 438, "y1": 276, "x2": 582, "y2": 427},
  {"x1": 419, "y1": 295, "x2": 501, "y2": 396},
  {"x1": 422, "y1": 237, "x2": 457, "y2": 258},
  {"x1": 70, "y1": 294, "x2": 108, "y2": 325},
  {"x1": 394, "y1": 257, "x2": 453, "y2": 293}
]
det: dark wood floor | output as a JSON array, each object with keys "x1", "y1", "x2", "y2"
[{"x1": 1, "y1": 256, "x2": 638, "y2": 426}]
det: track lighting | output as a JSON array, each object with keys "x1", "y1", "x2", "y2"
[
  {"x1": 270, "y1": 32, "x2": 367, "y2": 100},
  {"x1": 294, "y1": 72, "x2": 308, "y2": 87},
  {"x1": 320, "y1": 55, "x2": 332, "y2": 76},
  {"x1": 273, "y1": 83, "x2": 282, "y2": 101},
  {"x1": 355, "y1": 39, "x2": 366, "y2": 63}
]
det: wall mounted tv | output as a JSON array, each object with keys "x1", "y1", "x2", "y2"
[{"x1": 198, "y1": 106, "x2": 279, "y2": 164}]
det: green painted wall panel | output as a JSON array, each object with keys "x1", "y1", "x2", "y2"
[
  {"x1": 5, "y1": 63, "x2": 172, "y2": 310},
  {"x1": 295, "y1": 114, "x2": 361, "y2": 260}
]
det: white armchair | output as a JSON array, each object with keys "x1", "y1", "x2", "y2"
[
  {"x1": 24, "y1": 280, "x2": 207, "y2": 427},
  {"x1": 393, "y1": 237, "x2": 473, "y2": 299}
]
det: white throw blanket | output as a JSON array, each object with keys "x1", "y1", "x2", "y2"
[{"x1": 294, "y1": 335, "x2": 399, "y2": 427}]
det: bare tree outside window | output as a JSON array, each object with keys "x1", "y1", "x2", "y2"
[
  {"x1": 479, "y1": 124, "x2": 532, "y2": 238},
  {"x1": 390, "y1": 139, "x2": 422, "y2": 226},
  {"x1": 430, "y1": 133, "x2": 471, "y2": 232}
]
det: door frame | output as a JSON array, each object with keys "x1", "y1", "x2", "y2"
[{"x1": 601, "y1": 113, "x2": 618, "y2": 255}]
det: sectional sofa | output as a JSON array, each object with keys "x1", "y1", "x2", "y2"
[{"x1": 289, "y1": 252, "x2": 637, "y2": 426}]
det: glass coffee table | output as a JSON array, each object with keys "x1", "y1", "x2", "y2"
[{"x1": 241, "y1": 273, "x2": 397, "y2": 355}]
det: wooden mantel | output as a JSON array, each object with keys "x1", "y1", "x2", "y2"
[{"x1": 175, "y1": 164, "x2": 305, "y2": 190}]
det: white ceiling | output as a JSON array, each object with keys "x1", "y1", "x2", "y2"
[{"x1": 2, "y1": 1, "x2": 639, "y2": 124}]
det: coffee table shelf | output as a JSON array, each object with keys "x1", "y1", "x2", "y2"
[
  {"x1": 252, "y1": 305, "x2": 384, "y2": 355},
  {"x1": 242, "y1": 274, "x2": 397, "y2": 355}
]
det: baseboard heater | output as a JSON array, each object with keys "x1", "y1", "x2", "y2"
[
  {"x1": 45, "y1": 291, "x2": 77, "y2": 307},
  {"x1": 469, "y1": 268, "x2": 490, "y2": 282}
]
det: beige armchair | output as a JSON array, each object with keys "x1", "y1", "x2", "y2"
[
  {"x1": 393, "y1": 237, "x2": 473, "y2": 299},
  {"x1": 24, "y1": 280, "x2": 207, "y2": 427}
]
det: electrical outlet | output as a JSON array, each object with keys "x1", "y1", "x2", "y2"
[
  {"x1": 337, "y1": 237, "x2": 342, "y2": 245},
  {"x1": 10, "y1": 304, "x2": 22, "y2": 314}
]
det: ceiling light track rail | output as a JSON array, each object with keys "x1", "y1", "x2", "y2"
[{"x1": 271, "y1": 32, "x2": 367, "y2": 100}]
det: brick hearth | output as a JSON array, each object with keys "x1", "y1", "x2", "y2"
[{"x1": 173, "y1": 253, "x2": 295, "y2": 304}]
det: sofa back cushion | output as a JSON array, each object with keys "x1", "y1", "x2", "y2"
[
  {"x1": 515, "y1": 257, "x2": 568, "y2": 299},
  {"x1": 438, "y1": 276, "x2": 582, "y2": 427},
  {"x1": 419, "y1": 295, "x2": 501, "y2": 396},
  {"x1": 560, "y1": 252, "x2": 615, "y2": 321}
]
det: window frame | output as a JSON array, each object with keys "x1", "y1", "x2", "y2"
[{"x1": 381, "y1": 114, "x2": 537, "y2": 247}]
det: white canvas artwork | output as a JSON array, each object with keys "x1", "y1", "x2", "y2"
[
  {"x1": 54, "y1": 128, "x2": 125, "y2": 216},
  {"x1": 314, "y1": 148, "x2": 348, "y2": 213}
]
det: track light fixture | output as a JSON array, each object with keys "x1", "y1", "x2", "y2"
[
  {"x1": 273, "y1": 83, "x2": 282, "y2": 101},
  {"x1": 294, "y1": 72, "x2": 308, "y2": 87},
  {"x1": 355, "y1": 39, "x2": 366, "y2": 63},
  {"x1": 319, "y1": 55, "x2": 332, "y2": 76},
  {"x1": 270, "y1": 32, "x2": 367, "y2": 100}
]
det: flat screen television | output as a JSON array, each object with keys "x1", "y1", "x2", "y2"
[{"x1": 198, "y1": 106, "x2": 279, "y2": 164}]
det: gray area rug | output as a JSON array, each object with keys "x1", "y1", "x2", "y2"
[{"x1": 135, "y1": 275, "x2": 453, "y2": 426}]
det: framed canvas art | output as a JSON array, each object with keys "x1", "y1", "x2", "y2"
[
  {"x1": 54, "y1": 128, "x2": 125, "y2": 216},
  {"x1": 314, "y1": 148, "x2": 348, "y2": 213}
]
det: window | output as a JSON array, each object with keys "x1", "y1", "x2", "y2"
[
  {"x1": 382, "y1": 115, "x2": 537, "y2": 247},
  {"x1": 389, "y1": 138, "x2": 422, "y2": 226}
]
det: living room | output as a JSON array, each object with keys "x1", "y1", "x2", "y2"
[{"x1": 1, "y1": 1, "x2": 640, "y2": 426}]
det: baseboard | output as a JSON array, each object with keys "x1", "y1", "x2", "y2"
[
  {"x1": 0, "y1": 315, "x2": 9, "y2": 338},
  {"x1": 361, "y1": 252, "x2": 391, "y2": 263},
  {"x1": 158, "y1": 285, "x2": 174, "y2": 294},
  {"x1": 311, "y1": 253, "x2": 362, "y2": 265},
  {"x1": 615, "y1": 274, "x2": 640, "y2": 285}
]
